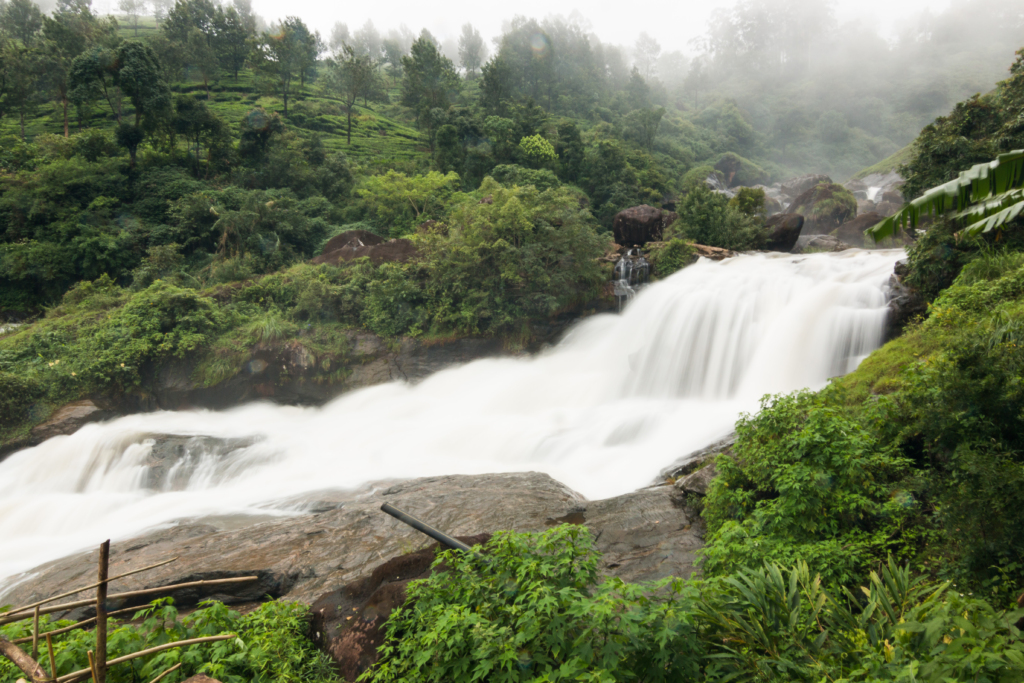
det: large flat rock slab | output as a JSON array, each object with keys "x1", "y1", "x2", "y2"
[{"x1": 0, "y1": 473, "x2": 703, "y2": 619}]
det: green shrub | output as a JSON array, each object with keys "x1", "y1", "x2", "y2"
[
  {"x1": 363, "y1": 526, "x2": 701, "y2": 683},
  {"x1": 672, "y1": 183, "x2": 765, "y2": 251},
  {"x1": 647, "y1": 238, "x2": 696, "y2": 278},
  {"x1": 0, "y1": 371, "x2": 43, "y2": 429},
  {"x1": 0, "y1": 598, "x2": 336, "y2": 683},
  {"x1": 701, "y1": 389, "x2": 915, "y2": 587},
  {"x1": 698, "y1": 559, "x2": 1024, "y2": 681}
]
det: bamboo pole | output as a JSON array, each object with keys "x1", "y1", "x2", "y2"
[
  {"x1": 86, "y1": 651, "x2": 97, "y2": 683},
  {"x1": 31, "y1": 606, "x2": 39, "y2": 661},
  {"x1": 0, "y1": 635, "x2": 49, "y2": 682},
  {"x1": 146, "y1": 662, "x2": 181, "y2": 683},
  {"x1": 12, "y1": 606, "x2": 144, "y2": 645},
  {"x1": 95, "y1": 541, "x2": 109, "y2": 683},
  {"x1": 55, "y1": 635, "x2": 236, "y2": 683},
  {"x1": 0, "y1": 577, "x2": 258, "y2": 626},
  {"x1": 46, "y1": 634, "x2": 56, "y2": 682},
  {"x1": 1, "y1": 558, "x2": 179, "y2": 620}
]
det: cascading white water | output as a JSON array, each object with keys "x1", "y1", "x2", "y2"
[{"x1": 0, "y1": 249, "x2": 904, "y2": 588}]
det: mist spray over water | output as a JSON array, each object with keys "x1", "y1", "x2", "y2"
[{"x1": 0, "y1": 249, "x2": 903, "y2": 587}]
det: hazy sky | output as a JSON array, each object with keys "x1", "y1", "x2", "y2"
[{"x1": 247, "y1": 0, "x2": 954, "y2": 52}]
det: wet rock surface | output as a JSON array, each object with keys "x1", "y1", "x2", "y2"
[
  {"x1": 612, "y1": 205, "x2": 678, "y2": 246},
  {"x1": 764, "y1": 213, "x2": 805, "y2": 252},
  {"x1": 0, "y1": 472, "x2": 704, "y2": 622},
  {"x1": 793, "y1": 234, "x2": 854, "y2": 253},
  {"x1": 1, "y1": 400, "x2": 115, "y2": 460},
  {"x1": 835, "y1": 211, "x2": 884, "y2": 247}
]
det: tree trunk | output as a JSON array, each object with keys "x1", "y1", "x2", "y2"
[{"x1": 347, "y1": 107, "x2": 352, "y2": 144}]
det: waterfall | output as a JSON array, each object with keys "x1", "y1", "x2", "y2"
[{"x1": 0, "y1": 249, "x2": 904, "y2": 586}]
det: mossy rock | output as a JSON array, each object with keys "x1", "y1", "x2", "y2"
[{"x1": 786, "y1": 182, "x2": 857, "y2": 233}]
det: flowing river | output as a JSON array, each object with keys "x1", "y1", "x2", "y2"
[{"x1": 0, "y1": 248, "x2": 904, "y2": 588}]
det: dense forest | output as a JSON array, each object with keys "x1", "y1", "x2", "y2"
[{"x1": 4, "y1": 0, "x2": 1024, "y2": 680}]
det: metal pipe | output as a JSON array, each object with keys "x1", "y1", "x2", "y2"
[{"x1": 380, "y1": 504, "x2": 473, "y2": 553}]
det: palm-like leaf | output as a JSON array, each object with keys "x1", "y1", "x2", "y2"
[{"x1": 868, "y1": 149, "x2": 1024, "y2": 241}]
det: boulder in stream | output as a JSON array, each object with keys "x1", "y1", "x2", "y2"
[
  {"x1": 764, "y1": 213, "x2": 804, "y2": 252},
  {"x1": 0, "y1": 472, "x2": 703, "y2": 623}
]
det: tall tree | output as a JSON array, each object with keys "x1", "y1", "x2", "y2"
[
  {"x1": 173, "y1": 93, "x2": 227, "y2": 177},
  {"x1": 253, "y1": 17, "x2": 315, "y2": 115},
  {"x1": 457, "y1": 23, "x2": 486, "y2": 78},
  {"x1": 118, "y1": 0, "x2": 145, "y2": 37},
  {"x1": 401, "y1": 30, "x2": 460, "y2": 138},
  {"x1": 151, "y1": 0, "x2": 172, "y2": 26},
  {"x1": 230, "y1": 0, "x2": 256, "y2": 34},
  {"x1": 633, "y1": 31, "x2": 660, "y2": 81},
  {"x1": 162, "y1": 0, "x2": 217, "y2": 46},
  {"x1": 0, "y1": 41, "x2": 44, "y2": 138},
  {"x1": 2, "y1": 0, "x2": 43, "y2": 44},
  {"x1": 381, "y1": 37, "x2": 403, "y2": 84},
  {"x1": 214, "y1": 5, "x2": 249, "y2": 80},
  {"x1": 116, "y1": 40, "x2": 171, "y2": 129},
  {"x1": 324, "y1": 44, "x2": 376, "y2": 144},
  {"x1": 328, "y1": 21, "x2": 348, "y2": 56},
  {"x1": 352, "y1": 19, "x2": 380, "y2": 61},
  {"x1": 42, "y1": 0, "x2": 114, "y2": 136},
  {"x1": 185, "y1": 27, "x2": 217, "y2": 98}
]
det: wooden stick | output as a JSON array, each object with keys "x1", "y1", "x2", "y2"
[
  {"x1": 0, "y1": 635, "x2": 49, "y2": 682},
  {"x1": 86, "y1": 651, "x2": 97, "y2": 683},
  {"x1": 32, "y1": 606, "x2": 39, "y2": 661},
  {"x1": 12, "y1": 606, "x2": 144, "y2": 645},
  {"x1": 55, "y1": 635, "x2": 236, "y2": 683},
  {"x1": 0, "y1": 577, "x2": 258, "y2": 626},
  {"x1": 95, "y1": 541, "x2": 109, "y2": 683},
  {"x1": 146, "y1": 662, "x2": 181, "y2": 683},
  {"x1": 1, "y1": 558, "x2": 179, "y2": 619},
  {"x1": 46, "y1": 634, "x2": 56, "y2": 682}
]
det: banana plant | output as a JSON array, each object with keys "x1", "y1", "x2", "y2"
[{"x1": 868, "y1": 149, "x2": 1024, "y2": 241}]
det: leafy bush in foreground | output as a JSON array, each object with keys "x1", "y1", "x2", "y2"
[
  {"x1": 0, "y1": 598, "x2": 335, "y2": 683},
  {"x1": 364, "y1": 527, "x2": 1024, "y2": 683},
  {"x1": 364, "y1": 525, "x2": 701, "y2": 683}
]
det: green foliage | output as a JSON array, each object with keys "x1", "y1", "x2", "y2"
[
  {"x1": 418, "y1": 178, "x2": 604, "y2": 336},
  {"x1": 0, "y1": 597, "x2": 336, "y2": 683},
  {"x1": 0, "y1": 371, "x2": 43, "y2": 429},
  {"x1": 673, "y1": 183, "x2": 765, "y2": 250},
  {"x1": 698, "y1": 558, "x2": 1024, "y2": 682},
  {"x1": 729, "y1": 186, "x2": 766, "y2": 217},
  {"x1": 357, "y1": 170, "x2": 462, "y2": 236},
  {"x1": 702, "y1": 389, "x2": 914, "y2": 586},
  {"x1": 646, "y1": 238, "x2": 695, "y2": 278},
  {"x1": 517, "y1": 134, "x2": 557, "y2": 168},
  {"x1": 363, "y1": 525, "x2": 702, "y2": 683}
]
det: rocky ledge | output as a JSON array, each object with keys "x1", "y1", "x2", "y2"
[{"x1": 0, "y1": 472, "x2": 704, "y2": 620}]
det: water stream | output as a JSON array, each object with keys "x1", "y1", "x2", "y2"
[{"x1": 0, "y1": 249, "x2": 904, "y2": 588}]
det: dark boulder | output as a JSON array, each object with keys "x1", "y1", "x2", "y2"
[
  {"x1": 780, "y1": 174, "x2": 832, "y2": 201},
  {"x1": 312, "y1": 238, "x2": 419, "y2": 267},
  {"x1": 875, "y1": 200, "x2": 901, "y2": 217},
  {"x1": 319, "y1": 230, "x2": 385, "y2": 255},
  {"x1": 764, "y1": 213, "x2": 804, "y2": 252},
  {"x1": 786, "y1": 183, "x2": 857, "y2": 233},
  {"x1": 310, "y1": 534, "x2": 491, "y2": 681},
  {"x1": 794, "y1": 235, "x2": 853, "y2": 253},
  {"x1": 835, "y1": 212, "x2": 884, "y2": 247},
  {"x1": 675, "y1": 461, "x2": 718, "y2": 496},
  {"x1": 612, "y1": 205, "x2": 677, "y2": 246}
]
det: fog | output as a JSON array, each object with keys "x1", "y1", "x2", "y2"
[{"x1": 244, "y1": 0, "x2": 956, "y2": 54}]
